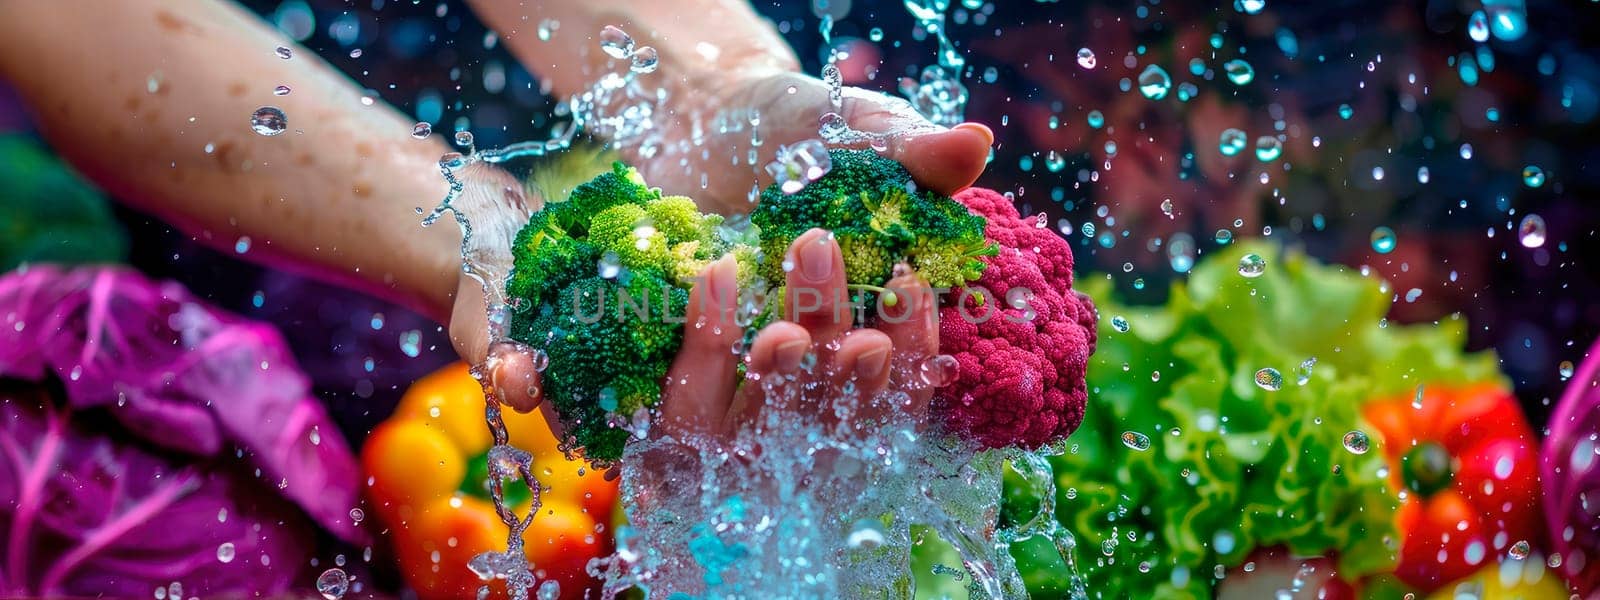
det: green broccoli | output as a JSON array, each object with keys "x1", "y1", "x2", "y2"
[
  {"x1": 750, "y1": 149, "x2": 995, "y2": 290},
  {"x1": 517, "y1": 271, "x2": 688, "y2": 462},
  {"x1": 506, "y1": 162, "x2": 749, "y2": 461}
]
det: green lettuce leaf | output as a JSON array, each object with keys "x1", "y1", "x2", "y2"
[{"x1": 1025, "y1": 242, "x2": 1502, "y2": 598}]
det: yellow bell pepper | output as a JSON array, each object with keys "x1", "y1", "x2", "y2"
[
  {"x1": 362, "y1": 362, "x2": 618, "y2": 600},
  {"x1": 1424, "y1": 561, "x2": 1571, "y2": 600}
]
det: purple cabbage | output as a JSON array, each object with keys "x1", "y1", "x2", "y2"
[
  {"x1": 0, "y1": 265, "x2": 365, "y2": 596},
  {"x1": 1544, "y1": 337, "x2": 1600, "y2": 596}
]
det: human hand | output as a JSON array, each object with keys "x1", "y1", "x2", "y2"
[
  {"x1": 621, "y1": 69, "x2": 995, "y2": 216},
  {"x1": 657, "y1": 227, "x2": 940, "y2": 442}
]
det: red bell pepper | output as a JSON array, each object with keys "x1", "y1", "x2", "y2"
[{"x1": 1363, "y1": 384, "x2": 1542, "y2": 593}]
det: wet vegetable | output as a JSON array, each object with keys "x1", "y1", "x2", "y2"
[
  {"x1": 1541, "y1": 336, "x2": 1600, "y2": 595},
  {"x1": 0, "y1": 135, "x2": 126, "y2": 271},
  {"x1": 506, "y1": 162, "x2": 756, "y2": 461},
  {"x1": 0, "y1": 265, "x2": 362, "y2": 596},
  {"x1": 1024, "y1": 242, "x2": 1503, "y2": 598},
  {"x1": 1364, "y1": 384, "x2": 1541, "y2": 593},
  {"x1": 932, "y1": 187, "x2": 1098, "y2": 450},
  {"x1": 1422, "y1": 560, "x2": 1568, "y2": 599},
  {"x1": 362, "y1": 362, "x2": 616, "y2": 600},
  {"x1": 751, "y1": 148, "x2": 996, "y2": 289}
]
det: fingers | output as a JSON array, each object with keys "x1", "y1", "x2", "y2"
[
  {"x1": 784, "y1": 228, "x2": 852, "y2": 342},
  {"x1": 839, "y1": 87, "x2": 993, "y2": 196},
  {"x1": 724, "y1": 321, "x2": 812, "y2": 431},
  {"x1": 660, "y1": 256, "x2": 743, "y2": 437},
  {"x1": 450, "y1": 274, "x2": 546, "y2": 413},
  {"x1": 874, "y1": 268, "x2": 940, "y2": 418},
  {"x1": 831, "y1": 329, "x2": 893, "y2": 396}
]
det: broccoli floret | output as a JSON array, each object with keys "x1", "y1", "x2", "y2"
[
  {"x1": 544, "y1": 161, "x2": 660, "y2": 235},
  {"x1": 751, "y1": 149, "x2": 995, "y2": 289},
  {"x1": 588, "y1": 203, "x2": 672, "y2": 273},
  {"x1": 644, "y1": 195, "x2": 705, "y2": 243},
  {"x1": 515, "y1": 272, "x2": 688, "y2": 462},
  {"x1": 505, "y1": 217, "x2": 600, "y2": 309}
]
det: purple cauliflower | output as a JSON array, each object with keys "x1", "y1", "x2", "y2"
[{"x1": 932, "y1": 187, "x2": 1097, "y2": 450}]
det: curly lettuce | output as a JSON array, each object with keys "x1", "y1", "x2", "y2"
[{"x1": 1030, "y1": 242, "x2": 1502, "y2": 598}]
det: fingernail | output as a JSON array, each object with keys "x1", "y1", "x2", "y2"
[
  {"x1": 707, "y1": 255, "x2": 737, "y2": 306},
  {"x1": 775, "y1": 339, "x2": 810, "y2": 372},
  {"x1": 856, "y1": 346, "x2": 890, "y2": 381},
  {"x1": 797, "y1": 229, "x2": 836, "y2": 283},
  {"x1": 955, "y1": 122, "x2": 995, "y2": 147}
]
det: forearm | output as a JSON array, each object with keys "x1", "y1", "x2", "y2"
[
  {"x1": 467, "y1": 0, "x2": 798, "y2": 99},
  {"x1": 0, "y1": 0, "x2": 460, "y2": 322}
]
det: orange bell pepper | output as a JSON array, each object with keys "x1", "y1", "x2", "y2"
[
  {"x1": 1363, "y1": 384, "x2": 1542, "y2": 593},
  {"x1": 362, "y1": 362, "x2": 618, "y2": 600}
]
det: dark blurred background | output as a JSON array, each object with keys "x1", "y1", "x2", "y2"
[{"x1": 6, "y1": 0, "x2": 1598, "y2": 491}]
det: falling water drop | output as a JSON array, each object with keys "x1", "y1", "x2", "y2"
[
  {"x1": 273, "y1": 85, "x2": 292, "y2": 96},
  {"x1": 217, "y1": 543, "x2": 236, "y2": 563},
  {"x1": 1087, "y1": 110, "x2": 1105, "y2": 129},
  {"x1": 1522, "y1": 165, "x2": 1546, "y2": 188},
  {"x1": 1370, "y1": 226, "x2": 1397, "y2": 254},
  {"x1": 275, "y1": 46, "x2": 293, "y2": 59},
  {"x1": 1561, "y1": 360, "x2": 1576, "y2": 380},
  {"x1": 1295, "y1": 357, "x2": 1317, "y2": 385},
  {"x1": 1342, "y1": 431, "x2": 1371, "y2": 454},
  {"x1": 918, "y1": 354, "x2": 960, "y2": 387},
  {"x1": 1237, "y1": 253, "x2": 1267, "y2": 278},
  {"x1": 1111, "y1": 316, "x2": 1130, "y2": 333},
  {"x1": 1236, "y1": 0, "x2": 1266, "y2": 14},
  {"x1": 454, "y1": 130, "x2": 475, "y2": 148},
  {"x1": 1468, "y1": 11, "x2": 1491, "y2": 42},
  {"x1": 412, "y1": 122, "x2": 433, "y2": 139},
  {"x1": 599, "y1": 25, "x2": 636, "y2": 58},
  {"x1": 250, "y1": 106, "x2": 287, "y2": 136},
  {"x1": 630, "y1": 46, "x2": 660, "y2": 73},
  {"x1": 1518, "y1": 214, "x2": 1547, "y2": 248},
  {"x1": 1076, "y1": 47, "x2": 1097, "y2": 69},
  {"x1": 1219, "y1": 128, "x2": 1248, "y2": 156},
  {"x1": 1138, "y1": 65, "x2": 1172, "y2": 100},
  {"x1": 1254, "y1": 136, "x2": 1283, "y2": 162},
  {"x1": 1254, "y1": 368, "x2": 1283, "y2": 391},
  {"x1": 1338, "y1": 104, "x2": 1354, "y2": 120},
  {"x1": 1121, "y1": 431, "x2": 1152, "y2": 451},
  {"x1": 1509, "y1": 540, "x2": 1531, "y2": 560},
  {"x1": 316, "y1": 568, "x2": 350, "y2": 600},
  {"x1": 1223, "y1": 59, "x2": 1255, "y2": 85}
]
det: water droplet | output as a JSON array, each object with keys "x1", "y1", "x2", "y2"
[
  {"x1": 1121, "y1": 431, "x2": 1152, "y2": 451},
  {"x1": 349, "y1": 48, "x2": 363, "y2": 59},
  {"x1": 1295, "y1": 357, "x2": 1317, "y2": 385},
  {"x1": 412, "y1": 122, "x2": 433, "y2": 139},
  {"x1": 1485, "y1": 0, "x2": 1527, "y2": 41},
  {"x1": 1137, "y1": 65, "x2": 1172, "y2": 100},
  {"x1": 1223, "y1": 59, "x2": 1254, "y2": 85},
  {"x1": 630, "y1": 46, "x2": 659, "y2": 73},
  {"x1": 1254, "y1": 368, "x2": 1283, "y2": 391},
  {"x1": 1237, "y1": 253, "x2": 1267, "y2": 278},
  {"x1": 766, "y1": 139, "x2": 832, "y2": 194},
  {"x1": 537, "y1": 580, "x2": 561, "y2": 600},
  {"x1": 868, "y1": 27, "x2": 884, "y2": 42},
  {"x1": 1214, "y1": 229, "x2": 1234, "y2": 245},
  {"x1": 1522, "y1": 165, "x2": 1546, "y2": 188},
  {"x1": 1370, "y1": 226, "x2": 1397, "y2": 254},
  {"x1": 349, "y1": 507, "x2": 365, "y2": 523},
  {"x1": 1417, "y1": 166, "x2": 1431, "y2": 183},
  {"x1": 847, "y1": 519, "x2": 887, "y2": 549},
  {"x1": 399, "y1": 330, "x2": 422, "y2": 358},
  {"x1": 316, "y1": 568, "x2": 350, "y2": 600},
  {"x1": 1465, "y1": 10, "x2": 1491, "y2": 43},
  {"x1": 1518, "y1": 214, "x2": 1547, "y2": 248},
  {"x1": 217, "y1": 542, "x2": 236, "y2": 563},
  {"x1": 1509, "y1": 540, "x2": 1531, "y2": 560},
  {"x1": 918, "y1": 354, "x2": 960, "y2": 387},
  {"x1": 1560, "y1": 360, "x2": 1576, "y2": 380},
  {"x1": 1338, "y1": 104, "x2": 1354, "y2": 120},
  {"x1": 235, "y1": 236, "x2": 252, "y2": 254},
  {"x1": 1087, "y1": 110, "x2": 1105, "y2": 129},
  {"x1": 454, "y1": 130, "x2": 474, "y2": 148},
  {"x1": 1236, "y1": 0, "x2": 1266, "y2": 15},
  {"x1": 1111, "y1": 316, "x2": 1130, "y2": 333},
  {"x1": 1254, "y1": 136, "x2": 1282, "y2": 162},
  {"x1": 275, "y1": 46, "x2": 293, "y2": 60},
  {"x1": 599, "y1": 25, "x2": 636, "y2": 59},
  {"x1": 250, "y1": 106, "x2": 287, "y2": 136},
  {"x1": 1168, "y1": 232, "x2": 1197, "y2": 273},
  {"x1": 1076, "y1": 47, "x2": 1097, "y2": 69},
  {"x1": 1342, "y1": 431, "x2": 1370, "y2": 454},
  {"x1": 1219, "y1": 128, "x2": 1248, "y2": 156},
  {"x1": 273, "y1": 85, "x2": 292, "y2": 96}
]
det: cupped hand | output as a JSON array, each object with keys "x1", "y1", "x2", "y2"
[
  {"x1": 658, "y1": 228, "x2": 940, "y2": 443},
  {"x1": 625, "y1": 69, "x2": 994, "y2": 216}
]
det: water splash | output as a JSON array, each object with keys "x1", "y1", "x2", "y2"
[{"x1": 899, "y1": 0, "x2": 969, "y2": 126}]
